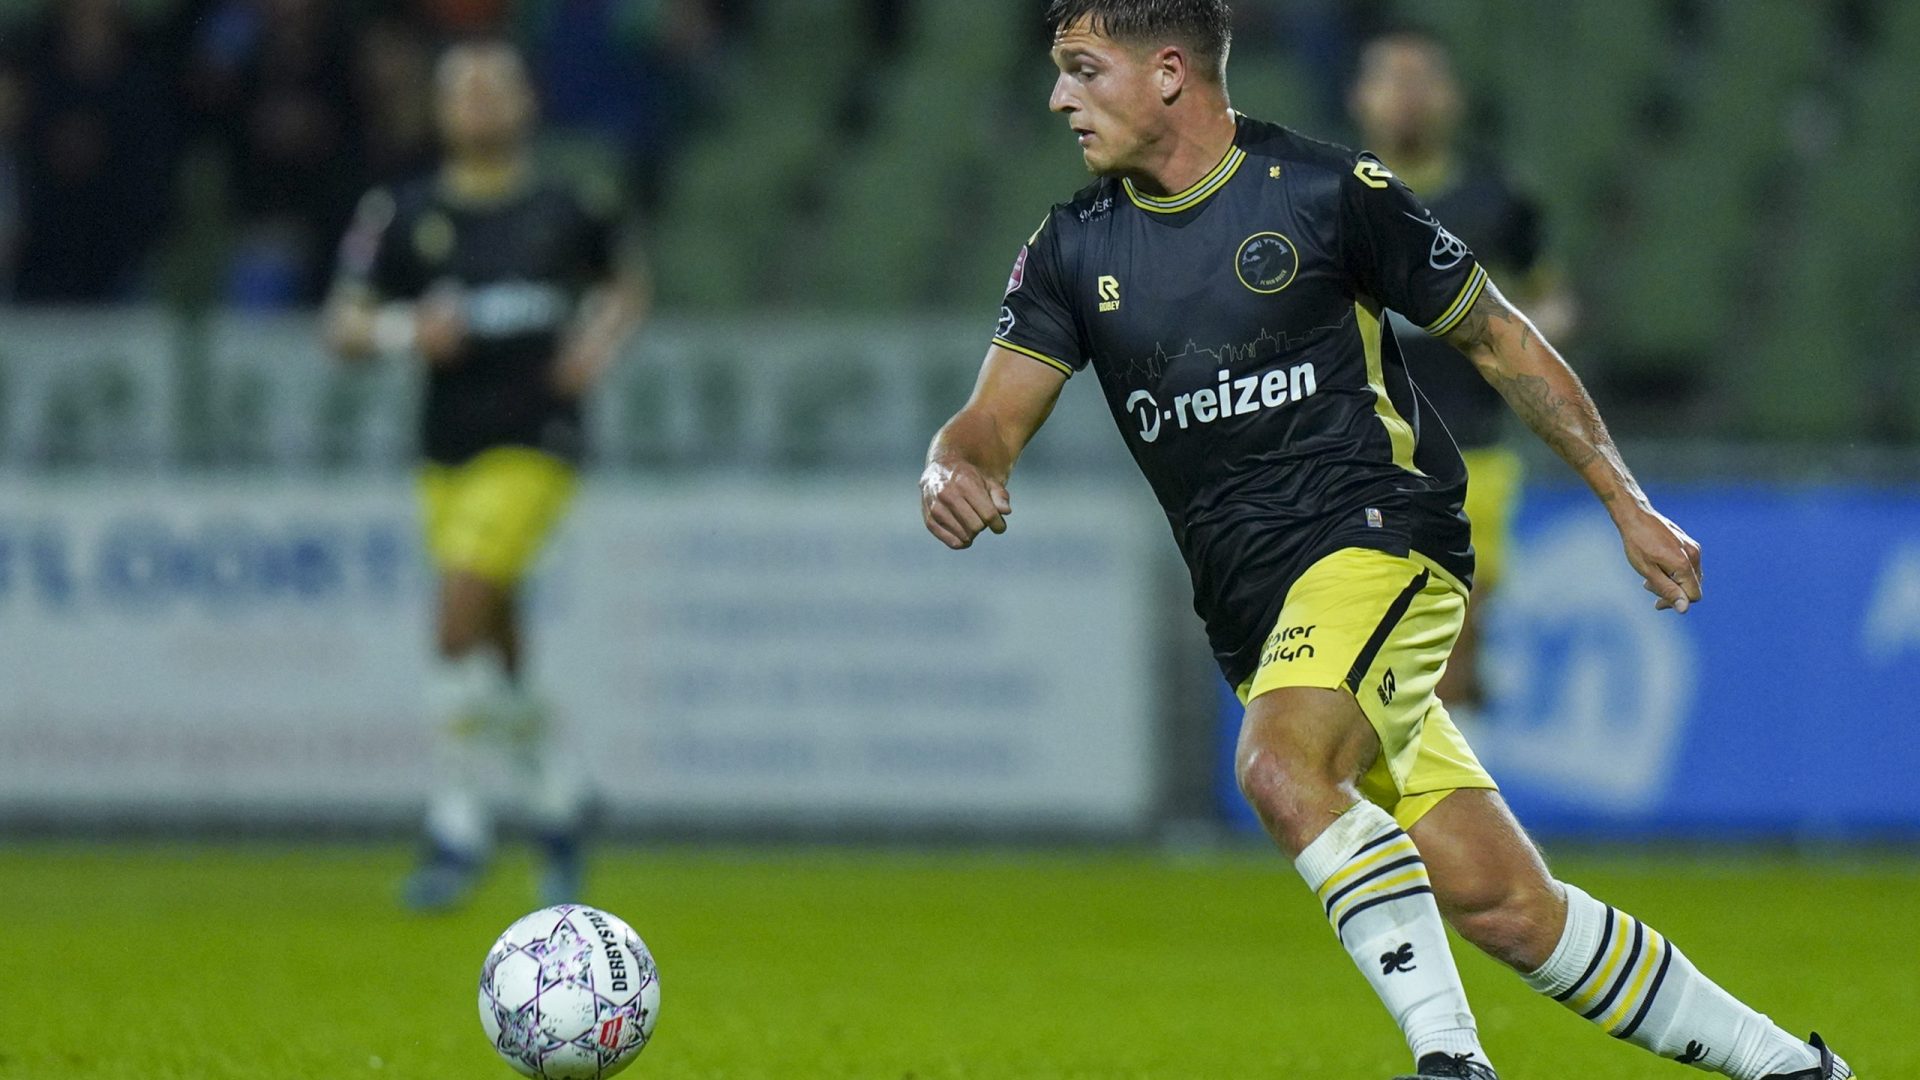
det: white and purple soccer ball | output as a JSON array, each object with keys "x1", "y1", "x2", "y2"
[{"x1": 479, "y1": 905, "x2": 660, "y2": 1079}]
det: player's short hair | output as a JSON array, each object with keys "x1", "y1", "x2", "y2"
[{"x1": 1045, "y1": 0, "x2": 1234, "y2": 84}]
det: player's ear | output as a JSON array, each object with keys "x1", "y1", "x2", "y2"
[{"x1": 1154, "y1": 45, "x2": 1187, "y2": 103}]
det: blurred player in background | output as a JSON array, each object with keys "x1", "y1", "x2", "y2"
[
  {"x1": 324, "y1": 40, "x2": 648, "y2": 911},
  {"x1": 1349, "y1": 26, "x2": 1578, "y2": 716},
  {"x1": 924, "y1": 2, "x2": 1852, "y2": 1078}
]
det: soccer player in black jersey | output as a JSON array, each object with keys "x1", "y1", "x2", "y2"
[
  {"x1": 1349, "y1": 26, "x2": 1578, "y2": 715},
  {"x1": 921, "y1": 4, "x2": 1852, "y2": 1078},
  {"x1": 325, "y1": 41, "x2": 648, "y2": 911}
]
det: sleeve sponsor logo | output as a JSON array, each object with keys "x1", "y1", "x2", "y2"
[
  {"x1": 996, "y1": 305, "x2": 1017, "y2": 338},
  {"x1": 1403, "y1": 209, "x2": 1471, "y2": 272}
]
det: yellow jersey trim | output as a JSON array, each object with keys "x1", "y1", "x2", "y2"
[
  {"x1": 992, "y1": 337, "x2": 1075, "y2": 377},
  {"x1": 1123, "y1": 146, "x2": 1247, "y2": 214},
  {"x1": 1355, "y1": 302, "x2": 1423, "y2": 475},
  {"x1": 1424, "y1": 264, "x2": 1490, "y2": 337}
]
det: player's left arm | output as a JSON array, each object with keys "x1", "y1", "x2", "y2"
[
  {"x1": 553, "y1": 267, "x2": 650, "y2": 399},
  {"x1": 553, "y1": 198, "x2": 652, "y2": 400},
  {"x1": 1445, "y1": 282, "x2": 1701, "y2": 612}
]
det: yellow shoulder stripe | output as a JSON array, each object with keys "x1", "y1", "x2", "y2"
[{"x1": 991, "y1": 338, "x2": 1075, "y2": 376}]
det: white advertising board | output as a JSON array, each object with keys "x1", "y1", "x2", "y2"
[{"x1": 0, "y1": 477, "x2": 1161, "y2": 830}]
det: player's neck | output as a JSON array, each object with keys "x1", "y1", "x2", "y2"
[
  {"x1": 441, "y1": 152, "x2": 533, "y2": 204},
  {"x1": 1127, "y1": 105, "x2": 1239, "y2": 198}
]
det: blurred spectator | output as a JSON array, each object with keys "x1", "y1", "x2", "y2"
[
  {"x1": 524, "y1": 0, "x2": 732, "y2": 211},
  {"x1": 0, "y1": 59, "x2": 23, "y2": 296},
  {"x1": 351, "y1": 16, "x2": 437, "y2": 188},
  {"x1": 185, "y1": 0, "x2": 362, "y2": 307},
  {"x1": 416, "y1": 0, "x2": 511, "y2": 36},
  {"x1": 12, "y1": 0, "x2": 176, "y2": 302}
]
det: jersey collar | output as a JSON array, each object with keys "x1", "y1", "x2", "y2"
[{"x1": 1122, "y1": 120, "x2": 1246, "y2": 214}]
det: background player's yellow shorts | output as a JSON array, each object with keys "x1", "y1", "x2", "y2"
[
  {"x1": 418, "y1": 447, "x2": 577, "y2": 585},
  {"x1": 1236, "y1": 547, "x2": 1497, "y2": 829},
  {"x1": 1461, "y1": 446, "x2": 1525, "y2": 591}
]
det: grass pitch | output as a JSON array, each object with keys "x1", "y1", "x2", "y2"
[{"x1": 0, "y1": 844, "x2": 1909, "y2": 1079}]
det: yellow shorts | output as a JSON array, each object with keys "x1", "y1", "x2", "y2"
[
  {"x1": 1460, "y1": 446, "x2": 1525, "y2": 591},
  {"x1": 418, "y1": 447, "x2": 577, "y2": 585},
  {"x1": 1237, "y1": 547, "x2": 1497, "y2": 829}
]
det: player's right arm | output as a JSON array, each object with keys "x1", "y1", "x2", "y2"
[
  {"x1": 321, "y1": 188, "x2": 464, "y2": 365},
  {"x1": 924, "y1": 212, "x2": 1085, "y2": 550},
  {"x1": 922, "y1": 348, "x2": 1067, "y2": 549}
]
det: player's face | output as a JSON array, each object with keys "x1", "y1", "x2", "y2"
[
  {"x1": 1350, "y1": 40, "x2": 1461, "y2": 151},
  {"x1": 1048, "y1": 18, "x2": 1169, "y2": 176},
  {"x1": 436, "y1": 48, "x2": 536, "y2": 156}
]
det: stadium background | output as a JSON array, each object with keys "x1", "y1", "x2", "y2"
[{"x1": 0, "y1": 1, "x2": 1915, "y2": 1077}]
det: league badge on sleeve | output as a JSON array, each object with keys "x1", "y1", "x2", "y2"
[{"x1": 1005, "y1": 246, "x2": 1029, "y2": 296}]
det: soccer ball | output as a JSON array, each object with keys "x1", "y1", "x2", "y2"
[{"x1": 478, "y1": 905, "x2": 661, "y2": 1079}]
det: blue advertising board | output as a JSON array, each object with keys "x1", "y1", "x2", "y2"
[{"x1": 1216, "y1": 484, "x2": 1920, "y2": 839}]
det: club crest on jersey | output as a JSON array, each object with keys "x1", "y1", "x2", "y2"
[{"x1": 1236, "y1": 232, "x2": 1300, "y2": 294}]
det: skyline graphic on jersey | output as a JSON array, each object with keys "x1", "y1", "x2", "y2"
[{"x1": 1114, "y1": 309, "x2": 1359, "y2": 387}]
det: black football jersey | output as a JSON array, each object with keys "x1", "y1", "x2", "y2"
[
  {"x1": 993, "y1": 115, "x2": 1482, "y2": 685},
  {"x1": 1391, "y1": 159, "x2": 1545, "y2": 449},
  {"x1": 336, "y1": 175, "x2": 617, "y2": 465}
]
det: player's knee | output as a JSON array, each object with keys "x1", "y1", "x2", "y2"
[
  {"x1": 1442, "y1": 876, "x2": 1564, "y2": 967},
  {"x1": 437, "y1": 572, "x2": 506, "y2": 658},
  {"x1": 1234, "y1": 710, "x2": 1366, "y2": 849},
  {"x1": 436, "y1": 598, "x2": 495, "y2": 658}
]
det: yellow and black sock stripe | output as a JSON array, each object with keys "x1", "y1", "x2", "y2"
[
  {"x1": 1553, "y1": 907, "x2": 1675, "y2": 1040},
  {"x1": 1315, "y1": 827, "x2": 1434, "y2": 941}
]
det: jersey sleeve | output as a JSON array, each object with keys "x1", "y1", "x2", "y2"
[
  {"x1": 1340, "y1": 154, "x2": 1489, "y2": 338},
  {"x1": 334, "y1": 187, "x2": 422, "y2": 300},
  {"x1": 990, "y1": 212, "x2": 1084, "y2": 376},
  {"x1": 571, "y1": 179, "x2": 622, "y2": 282}
]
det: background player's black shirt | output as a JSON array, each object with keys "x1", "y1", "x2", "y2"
[
  {"x1": 337, "y1": 176, "x2": 616, "y2": 465},
  {"x1": 1390, "y1": 159, "x2": 1544, "y2": 449},
  {"x1": 994, "y1": 115, "x2": 1481, "y2": 685}
]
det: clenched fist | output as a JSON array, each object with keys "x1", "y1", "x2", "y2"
[{"x1": 920, "y1": 460, "x2": 1012, "y2": 550}]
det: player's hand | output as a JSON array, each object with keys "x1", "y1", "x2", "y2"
[
  {"x1": 1613, "y1": 502, "x2": 1702, "y2": 613},
  {"x1": 551, "y1": 342, "x2": 611, "y2": 400},
  {"x1": 920, "y1": 460, "x2": 1011, "y2": 550},
  {"x1": 415, "y1": 287, "x2": 467, "y2": 367}
]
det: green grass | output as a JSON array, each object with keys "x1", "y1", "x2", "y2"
[{"x1": 0, "y1": 844, "x2": 1910, "y2": 1079}]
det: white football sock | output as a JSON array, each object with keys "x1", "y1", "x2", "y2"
[
  {"x1": 495, "y1": 681, "x2": 587, "y2": 834},
  {"x1": 423, "y1": 650, "x2": 508, "y2": 858},
  {"x1": 1295, "y1": 802, "x2": 1487, "y2": 1065},
  {"x1": 1525, "y1": 883, "x2": 1849, "y2": 1078}
]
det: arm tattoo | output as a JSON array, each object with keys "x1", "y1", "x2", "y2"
[{"x1": 1449, "y1": 289, "x2": 1612, "y2": 479}]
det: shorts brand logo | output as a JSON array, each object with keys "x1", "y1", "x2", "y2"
[{"x1": 1261, "y1": 623, "x2": 1316, "y2": 666}]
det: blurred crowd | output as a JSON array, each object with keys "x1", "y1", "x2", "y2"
[
  {"x1": 0, "y1": 0, "x2": 758, "y2": 307},
  {"x1": 0, "y1": 0, "x2": 1402, "y2": 310}
]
